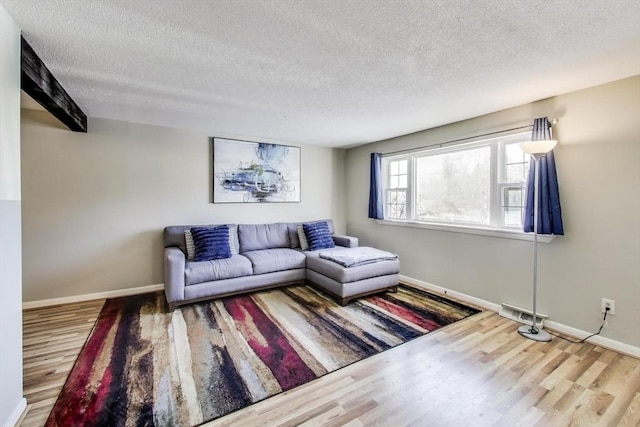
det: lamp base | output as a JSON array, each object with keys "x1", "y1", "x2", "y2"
[{"x1": 518, "y1": 325, "x2": 552, "y2": 342}]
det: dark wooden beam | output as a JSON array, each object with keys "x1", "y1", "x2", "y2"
[{"x1": 21, "y1": 36, "x2": 87, "y2": 132}]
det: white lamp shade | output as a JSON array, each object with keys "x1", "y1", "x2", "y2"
[{"x1": 519, "y1": 139, "x2": 557, "y2": 154}]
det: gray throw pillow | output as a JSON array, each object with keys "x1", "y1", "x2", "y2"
[
  {"x1": 185, "y1": 229, "x2": 195, "y2": 261},
  {"x1": 297, "y1": 225, "x2": 309, "y2": 251},
  {"x1": 228, "y1": 225, "x2": 238, "y2": 255}
]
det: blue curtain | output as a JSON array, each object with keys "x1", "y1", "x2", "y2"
[
  {"x1": 523, "y1": 117, "x2": 564, "y2": 235},
  {"x1": 368, "y1": 153, "x2": 384, "y2": 219}
]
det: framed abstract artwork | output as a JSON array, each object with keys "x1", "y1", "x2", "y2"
[{"x1": 212, "y1": 137, "x2": 301, "y2": 203}]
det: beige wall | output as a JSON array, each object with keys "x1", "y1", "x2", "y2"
[
  {"x1": 0, "y1": 3, "x2": 25, "y2": 425},
  {"x1": 345, "y1": 76, "x2": 640, "y2": 348},
  {"x1": 21, "y1": 114, "x2": 346, "y2": 301}
]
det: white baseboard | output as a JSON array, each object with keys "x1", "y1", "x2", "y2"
[
  {"x1": 400, "y1": 274, "x2": 640, "y2": 359},
  {"x1": 545, "y1": 320, "x2": 640, "y2": 358},
  {"x1": 400, "y1": 274, "x2": 501, "y2": 312},
  {"x1": 23, "y1": 284, "x2": 165, "y2": 310},
  {"x1": 4, "y1": 397, "x2": 26, "y2": 427}
]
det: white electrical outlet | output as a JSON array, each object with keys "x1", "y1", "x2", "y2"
[{"x1": 601, "y1": 298, "x2": 615, "y2": 315}]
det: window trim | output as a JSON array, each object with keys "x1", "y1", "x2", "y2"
[{"x1": 375, "y1": 218, "x2": 555, "y2": 243}]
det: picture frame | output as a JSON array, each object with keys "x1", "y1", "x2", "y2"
[{"x1": 212, "y1": 137, "x2": 301, "y2": 203}]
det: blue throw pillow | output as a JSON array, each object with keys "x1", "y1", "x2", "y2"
[
  {"x1": 190, "y1": 226, "x2": 232, "y2": 261},
  {"x1": 303, "y1": 221, "x2": 335, "y2": 251}
]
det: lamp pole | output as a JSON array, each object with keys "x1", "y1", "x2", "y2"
[
  {"x1": 518, "y1": 153, "x2": 551, "y2": 341},
  {"x1": 517, "y1": 138, "x2": 556, "y2": 342}
]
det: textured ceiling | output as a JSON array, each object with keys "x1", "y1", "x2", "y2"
[{"x1": 3, "y1": 0, "x2": 640, "y2": 147}]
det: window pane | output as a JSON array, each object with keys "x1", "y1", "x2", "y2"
[
  {"x1": 506, "y1": 164, "x2": 525, "y2": 183},
  {"x1": 397, "y1": 191, "x2": 406, "y2": 204},
  {"x1": 389, "y1": 191, "x2": 397, "y2": 204},
  {"x1": 505, "y1": 143, "x2": 525, "y2": 164},
  {"x1": 398, "y1": 204, "x2": 406, "y2": 219},
  {"x1": 504, "y1": 207, "x2": 522, "y2": 227},
  {"x1": 390, "y1": 161, "x2": 398, "y2": 175},
  {"x1": 390, "y1": 176, "x2": 399, "y2": 188},
  {"x1": 390, "y1": 205, "x2": 397, "y2": 218},
  {"x1": 399, "y1": 175, "x2": 407, "y2": 188},
  {"x1": 504, "y1": 187, "x2": 522, "y2": 207},
  {"x1": 398, "y1": 160, "x2": 407, "y2": 174},
  {"x1": 503, "y1": 187, "x2": 525, "y2": 227},
  {"x1": 415, "y1": 146, "x2": 491, "y2": 224}
]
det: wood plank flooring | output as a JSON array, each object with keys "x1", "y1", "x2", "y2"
[
  {"x1": 21, "y1": 300, "x2": 104, "y2": 427},
  {"x1": 20, "y1": 293, "x2": 640, "y2": 426}
]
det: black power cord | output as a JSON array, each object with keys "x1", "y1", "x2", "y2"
[{"x1": 547, "y1": 307, "x2": 610, "y2": 343}]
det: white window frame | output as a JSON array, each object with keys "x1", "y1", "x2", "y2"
[
  {"x1": 379, "y1": 132, "x2": 554, "y2": 242},
  {"x1": 384, "y1": 157, "x2": 410, "y2": 220}
]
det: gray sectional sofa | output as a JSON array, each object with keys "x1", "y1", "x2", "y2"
[{"x1": 163, "y1": 219, "x2": 400, "y2": 309}]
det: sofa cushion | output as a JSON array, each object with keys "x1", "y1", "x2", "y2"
[
  {"x1": 303, "y1": 221, "x2": 335, "y2": 251},
  {"x1": 185, "y1": 255, "x2": 253, "y2": 286},
  {"x1": 289, "y1": 224, "x2": 301, "y2": 249},
  {"x1": 239, "y1": 223, "x2": 290, "y2": 253},
  {"x1": 242, "y1": 248, "x2": 306, "y2": 275},
  {"x1": 191, "y1": 226, "x2": 232, "y2": 261}
]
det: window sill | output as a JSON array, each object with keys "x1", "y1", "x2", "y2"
[{"x1": 375, "y1": 219, "x2": 556, "y2": 243}]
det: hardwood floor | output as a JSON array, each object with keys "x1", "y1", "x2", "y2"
[
  {"x1": 20, "y1": 300, "x2": 104, "y2": 427},
  {"x1": 20, "y1": 295, "x2": 640, "y2": 426}
]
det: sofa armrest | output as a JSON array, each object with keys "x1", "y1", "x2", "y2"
[
  {"x1": 164, "y1": 247, "x2": 186, "y2": 304},
  {"x1": 332, "y1": 234, "x2": 359, "y2": 248}
]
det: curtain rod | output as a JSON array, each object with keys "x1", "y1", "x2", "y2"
[{"x1": 382, "y1": 118, "x2": 558, "y2": 157}]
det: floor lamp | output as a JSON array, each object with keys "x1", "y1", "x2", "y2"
[{"x1": 518, "y1": 138, "x2": 557, "y2": 342}]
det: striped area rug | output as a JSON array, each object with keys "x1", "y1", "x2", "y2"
[{"x1": 45, "y1": 284, "x2": 479, "y2": 426}]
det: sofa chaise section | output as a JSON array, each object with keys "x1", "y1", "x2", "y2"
[{"x1": 304, "y1": 249, "x2": 400, "y2": 305}]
